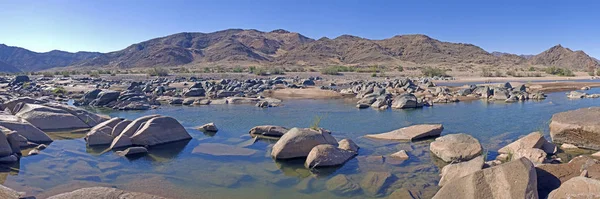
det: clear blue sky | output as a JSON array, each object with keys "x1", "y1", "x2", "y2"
[{"x1": 1, "y1": 0, "x2": 598, "y2": 58}]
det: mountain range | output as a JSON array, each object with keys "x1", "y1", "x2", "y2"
[{"x1": 0, "y1": 29, "x2": 598, "y2": 72}]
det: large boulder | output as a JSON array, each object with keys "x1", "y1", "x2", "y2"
[
  {"x1": 9, "y1": 75, "x2": 29, "y2": 86},
  {"x1": 85, "y1": 118, "x2": 123, "y2": 146},
  {"x1": 90, "y1": 90, "x2": 120, "y2": 106},
  {"x1": 548, "y1": 176, "x2": 600, "y2": 199},
  {"x1": 249, "y1": 125, "x2": 289, "y2": 137},
  {"x1": 438, "y1": 156, "x2": 484, "y2": 186},
  {"x1": 432, "y1": 157, "x2": 538, "y2": 199},
  {"x1": 365, "y1": 124, "x2": 443, "y2": 141},
  {"x1": 183, "y1": 88, "x2": 205, "y2": 97},
  {"x1": 118, "y1": 114, "x2": 161, "y2": 137},
  {"x1": 391, "y1": 94, "x2": 422, "y2": 109},
  {"x1": 0, "y1": 129, "x2": 13, "y2": 157},
  {"x1": 15, "y1": 104, "x2": 90, "y2": 130},
  {"x1": 43, "y1": 103, "x2": 109, "y2": 127},
  {"x1": 430, "y1": 133, "x2": 482, "y2": 163},
  {"x1": 512, "y1": 148, "x2": 547, "y2": 164},
  {"x1": 1, "y1": 97, "x2": 46, "y2": 112},
  {"x1": 130, "y1": 116, "x2": 192, "y2": 146},
  {"x1": 304, "y1": 144, "x2": 356, "y2": 168},
  {"x1": 536, "y1": 156, "x2": 600, "y2": 197},
  {"x1": 47, "y1": 187, "x2": 166, "y2": 199},
  {"x1": 498, "y1": 132, "x2": 557, "y2": 155},
  {"x1": 0, "y1": 114, "x2": 52, "y2": 143},
  {"x1": 271, "y1": 128, "x2": 337, "y2": 159},
  {"x1": 549, "y1": 107, "x2": 600, "y2": 150},
  {"x1": 111, "y1": 120, "x2": 132, "y2": 137}
]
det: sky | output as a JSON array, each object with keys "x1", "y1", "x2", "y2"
[{"x1": 0, "y1": 0, "x2": 599, "y2": 58}]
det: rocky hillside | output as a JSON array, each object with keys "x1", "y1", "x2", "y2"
[
  {"x1": 529, "y1": 45, "x2": 600, "y2": 71},
  {"x1": 2, "y1": 29, "x2": 599, "y2": 72},
  {"x1": 0, "y1": 60, "x2": 21, "y2": 73},
  {"x1": 0, "y1": 44, "x2": 101, "y2": 72}
]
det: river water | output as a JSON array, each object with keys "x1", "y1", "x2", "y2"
[{"x1": 2, "y1": 88, "x2": 600, "y2": 198}]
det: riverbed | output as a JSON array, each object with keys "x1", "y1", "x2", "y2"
[{"x1": 2, "y1": 88, "x2": 600, "y2": 198}]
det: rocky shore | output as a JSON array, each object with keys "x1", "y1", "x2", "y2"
[{"x1": 1, "y1": 74, "x2": 600, "y2": 198}]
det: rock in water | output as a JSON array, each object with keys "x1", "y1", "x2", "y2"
[
  {"x1": 0, "y1": 114, "x2": 52, "y2": 143},
  {"x1": 15, "y1": 104, "x2": 90, "y2": 130},
  {"x1": 360, "y1": 171, "x2": 394, "y2": 197},
  {"x1": 198, "y1": 123, "x2": 218, "y2": 132},
  {"x1": 550, "y1": 107, "x2": 600, "y2": 150},
  {"x1": 325, "y1": 174, "x2": 361, "y2": 196},
  {"x1": 304, "y1": 144, "x2": 356, "y2": 168},
  {"x1": 429, "y1": 133, "x2": 482, "y2": 163},
  {"x1": 116, "y1": 147, "x2": 148, "y2": 156},
  {"x1": 85, "y1": 117, "x2": 124, "y2": 146},
  {"x1": 365, "y1": 124, "x2": 443, "y2": 141},
  {"x1": 0, "y1": 130, "x2": 13, "y2": 157},
  {"x1": 249, "y1": 125, "x2": 289, "y2": 137},
  {"x1": 338, "y1": 139, "x2": 359, "y2": 153},
  {"x1": 511, "y1": 148, "x2": 547, "y2": 164},
  {"x1": 271, "y1": 128, "x2": 337, "y2": 159},
  {"x1": 391, "y1": 94, "x2": 422, "y2": 109},
  {"x1": 438, "y1": 156, "x2": 484, "y2": 186},
  {"x1": 432, "y1": 157, "x2": 538, "y2": 199},
  {"x1": 547, "y1": 176, "x2": 600, "y2": 199},
  {"x1": 130, "y1": 116, "x2": 192, "y2": 146},
  {"x1": 498, "y1": 131, "x2": 556, "y2": 155},
  {"x1": 47, "y1": 187, "x2": 167, "y2": 199},
  {"x1": 536, "y1": 156, "x2": 600, "y2": 197},
  {"x1": 0, "y1": 183, "x2": 19, "y2": 199}
]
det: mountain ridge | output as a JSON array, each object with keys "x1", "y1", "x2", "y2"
[{"x1": 0, "y1": 29, "x2": 598, "y2": 72}]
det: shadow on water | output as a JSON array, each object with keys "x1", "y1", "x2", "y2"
[
  {"x1": 46, "y1": 128, "x2": 90, "y2": 140},
  {"x1": 146, "y1": 139, "x2": 191, "y2": 162}
]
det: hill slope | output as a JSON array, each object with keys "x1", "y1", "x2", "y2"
[
  {"x1": 529, "y1": 45, "x2": 600, "y2": 71},
  {"x1": 0, "y1": 44, "x2": 101, "y2": 71}
]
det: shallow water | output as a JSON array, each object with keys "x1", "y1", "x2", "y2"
[{"x1": 3, "y1": 88, "x2": 600, "y2": 198}]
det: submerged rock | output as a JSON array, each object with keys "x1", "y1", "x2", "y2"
[
  {"x1": 365, "y1": 124, "x2": 443, "y2": 141},
  {"x1": 430, "y1": 133, "x2": 482, "y2": 163},
  {"x1": 360, "y1": 171, "x2": 394, "y2": 197},
  {"x1": 337, "y1": 139, "x2": 359, "y2": 153},
  {"x1": 271, "y1": 128, "x2": 337, "y2": 159},
  {"x1": 432, "y1": 157, "x2": 538, "y2": 199},
  {"x1": 47, "y1": 187, "x2": 167, "y2": 199},
  {"x1": 326, "y1": 174, "x2": 361, "y2": 196},
  {"x1": 192, "y1": 143, "x2": 257, "y2": 156},
  {"x1": 550, "y1": 107, "x2": 600, "y2": 150}
]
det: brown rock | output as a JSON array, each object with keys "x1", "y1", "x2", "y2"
[
  {"x1": 550, "y1": 107, "x2": 600, "y2": 150},
  {"x1": 365, "y1": 124, "x2": 443, "y2": 141}
]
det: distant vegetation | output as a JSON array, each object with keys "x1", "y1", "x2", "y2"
[
  {"x1": 147, "y1": 67, "x2": 170, "y2": 77},
  {"x1": 421, "y1": 67, "x2": 448, "y2": 77},
  {"x1": 545, "y1": 66, "x2": 574, "y2": 77},
  {"x1": 320, "y1": 66, "x2": 355, "y2": 75}
]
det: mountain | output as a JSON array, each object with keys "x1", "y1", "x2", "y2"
[
  {"x1": 0, "y1": 60, "x2": 20, "y2": 73},
  {"x1": 528, "y1": 44, "x2": 600, "y2": 71},
  {"x1": 0, "y1": 44, "x2": 102, "y2": 72},
  {"x1": 2, "y1": 29, "x2": 599, "y2": 72}
]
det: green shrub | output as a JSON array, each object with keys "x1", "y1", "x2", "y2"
[
  {"x1": 320, "y1": 66, "x2": 354, "y2": 75},
  {"x1": 147, "y1": 67, "x2": 169, "y2": 77},
  {"x1": 52, "y1": 86, "x2": 67, "y2": 94},
  {"x1": 371, "y1": 73, "x2": 377, "y2": 77},
  {"x1": 545, "y1": 66, "x2": 574, "y2": 77},
  {"x1": 252, "y1": 67, "x2": 269, "y2": 76},
  {"x1": 397, "y1": 66, "x2": 404, "y2": 72},
  {"x1": 596, "y1": 69, "x2": 600, "y2": 76},
  {"x1": 42, "y1": 72, "x2": 54, "y2": 78},
  {"x1": 232, "y1": 66, "x2": 244, "y2": 73},
  {"x1": 528, "y1": 67, "x2": 536, "y2": 71},
  {"x1": 270, "y1": 68, "x2": 285, "y2": 75},
  {"x1": 421, "y1": 67, "x2": 448, "y2": 77},
  {"x1": 89, "y1": 71, "x2": 100, "y2": 78}
]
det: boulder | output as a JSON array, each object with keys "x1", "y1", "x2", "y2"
[
  {"x1": 391, "y1": 94, "x2": 422, "y2": 109},
  {"x1": 109, "y1": 134, "x2": 133, "y2": 149},
  {"x1": 5, "y1": 132, "x2": 26, "y2": 152},
  {"x1": 116, "y1": 146, "x2": 148, "y2": 156},
  {"x1": 360, "y1": 171, "x2": 394, "y2": 197},
  {"x1": 549, "y1": 107, "x2": 600, "y2": 150},
  {"x1": 498, "y1": 132, "x2": 557, "y2": 155},
  {"x1": 248, "y1": 125, "x2": 289, "y2": 137},
  {"x1": 325, "y1": 174, "x2": 361, "y2": 196},
  {"x1": 389, "y1": 150, "x2": 409, "y2": 160},
  {"x1": 338, "y1": 139, "x2": 359, "y2": 153},
  {"x1": 1, "y1": 97, "x2": 46, "y2": 112},
  {"x1": 0, "y1": 184, "x2": 19, "y2": 199},
  {"x1": 493, "y1": 87, "x2": 510, "y2": 100},
  {"x1": 548, "y1": 176, "x2": 600, "y2": 199},
  {"x1": 430, "y1": 133, "x2": 482, "y2": 163},
  {"x1": 432, "y1": 157, "x2": 538, "y2": 199},
  {"x1": 43, "y1": 103, "x2": 109, "y2": 127},
  {"x1": 0, "y1": 114, "x2": 52, "y2": 143},
  {"x1": 271, "y1": 128, "x2": 337, "y2": 159},
  {"x1": 130, "y1": 116, "x2": 192, "y2": 146},
  {"x1": 90, "y1": 90, "x2": 120, "y2": 106},
  {"x1": 512, "y1": 148, "x2": 547, "y2": 164},
  {"x1": 304, "y1": 144, "x2": 356, "y2": 168},
  {"x1": 0, "y1": 130, "x2": 13, "y2": 157},
  {"x1": 365, "y1": 124, "x2": 443, "y2": 141},
  {"x1": 47, "y1": 187, "x2": 167, "y2": 199},
  {"x1": 567, "y1": 91, "x2": 587, "y2": 99},
  {"x1": 118, "y1": 114, "x2": 161, "y2": 137},
  {"x1": 198, "y1": 123, "x2": 218, "y2": 132},
  {"x1": 85, "y1": 118, "x2": 123, "y2": 146},
  {"x1": 15, "y1": 104, "x2": 90, "y2": 130},
  {"x1": 438, "y1": 156, "x2": 484, "y2": 186},
  {"x1": 536, "y1": 156, "x2": 600, "y2": 197},
  {"x1": 183, "y1": 88, "x2": 205, "y2": 97},
  {"x1": 111, "y1": 120, "x2": 132, "y2": 137}
]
